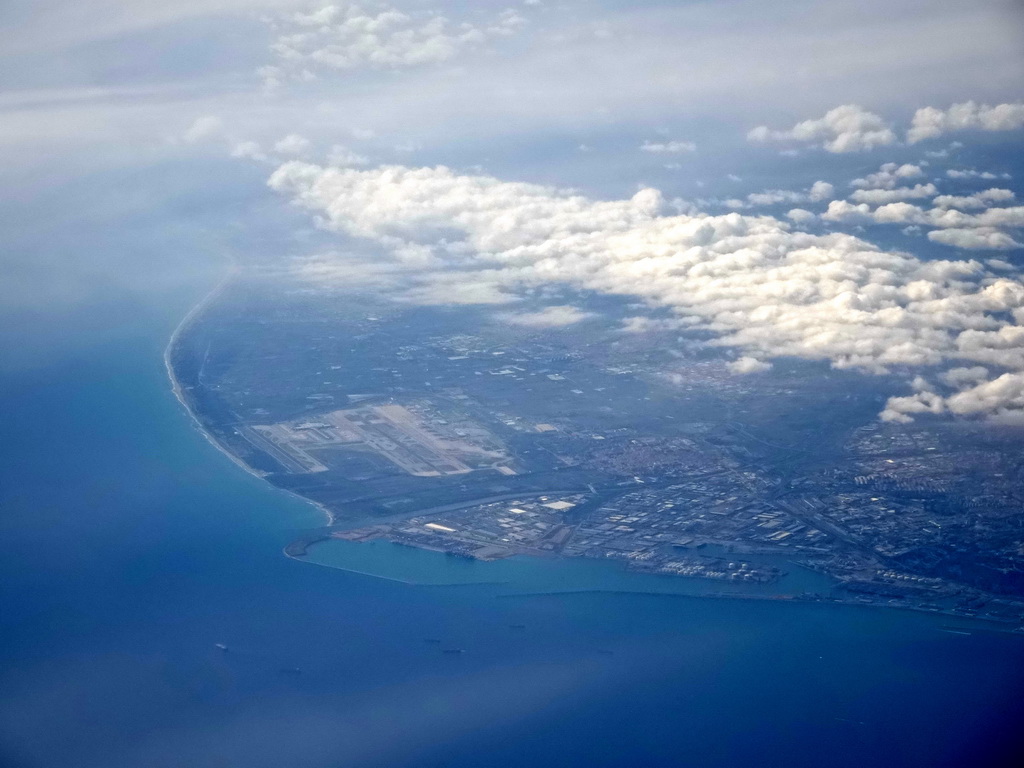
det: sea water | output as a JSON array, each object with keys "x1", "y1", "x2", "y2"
[{"x1": 2, "y1": 276, "x2": 1024, "y2": 768}]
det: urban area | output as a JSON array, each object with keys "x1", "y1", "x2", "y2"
[{"x1": 170, "y1": 278, "x2": 1024, "y2": 627}]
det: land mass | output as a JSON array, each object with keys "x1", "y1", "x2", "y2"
[{"x1": 167, "y1": 273, "x2": 1024, "y2": 628}]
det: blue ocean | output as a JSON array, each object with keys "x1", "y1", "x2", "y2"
[{"x1": 2, "y1": 272, "x2": 1024, "y2": 768}]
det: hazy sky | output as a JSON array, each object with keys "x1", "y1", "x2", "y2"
[
  {"x1": 3, "y1": 0, "x2": 1024, "y2": 420},
  {"x1": 3, "y1": 1, "x2": 1022, "y2": 172}
]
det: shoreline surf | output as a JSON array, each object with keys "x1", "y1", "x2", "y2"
[{"x1": 163, "y1": 266, "x2": 336, "y2": 528}]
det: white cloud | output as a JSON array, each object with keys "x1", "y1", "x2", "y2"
[
  {"x1": 987, "y1": 258, "x2": 1015, "y2": 271},
  {"x1": 932, "y1": 188, "x2": 1015, "y2": 210},
  {"x1": 927, "y1": 228, "x2": 1022, "y2": 250},
  {"x1": 958, "y1": 204, "x2": 1024, "y2": 228},
  {"x1": 230, "y1": 140, "x2": 267, "y2": 161},
  {"x1": 262, "y1": 3, "x2": 526, "y2": 87},
  {"x1": 946, "y1": 169, "x2": 1009, "y2": 180},
  {"x1": 821, "y1": 200, "x2": 871, "y2": 223},
  {"x1": 739, "y1": 181, "x2": 834, "y2": 209},
  {"x1": 880, "y1": 388, "x2": 945, "y2": 423},
  {"x1": 640, "y1": 140, "x2": 697, "y2": 154},
  {"x1": 269, "y1": 159, "x2": 1024, "y2": 422},
  {"x1": 871, "y1": 202, "x2": 931, "y2": 225},
  {"x1": 182, "y1": 115, "x2": 225, "y2": 144},
  {"x1": 326, "y1": 143, "x2": 370, "y2": 167},
  {"x1": 728, "y1": 356, "x2": 772, "y2": 374},
  {"x1": 821, "y1": 189, "x2": 1024, "y2": 249},
  {"x1": 745, "y1": 189, "x2": 807, "y2": 207},
  {"x1": 808, "y1": 181, "x2": 834, "y2": 202},
  {"x1": 884, "y1": 371, "x2": 1024, "y2": 424},
  {"x1": 940, "y1": 366, "x2": 990, "y2": 388},
  {"x1": 947, "y1": 373, "x2": 1024, "y2": 418},
  {"x1": 849, "y1": 183, "x2": 937, "y2": 205},
  {"x1": 405, "y1": 277, "x2": 517, "y2": 305},
  {"x1": 907, "y1": 101, "x2": 1024, "y2": 143},
  {"x1": 274, "y1": 133, "x2": 312, "y2": 156},
  {"x1": 748, "y1": 105, "x2": 897, "y2": 153},
  {"x1": 851, "y1": 163, "x2": 923, "y2": 190},
  {"x1": 786, "y1": 208, "x2": 816, "y2": 224},
  {"x1": 497, "y1": 305, "x2": 594, "y2": 328}
]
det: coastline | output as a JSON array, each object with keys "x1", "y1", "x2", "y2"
[
  {"x1": 162, "y1": 266, "x2": 336, "y2": 528},
  {"x1": 291, "y1": 544, "x2": 1023, "y2": 632},
  {"x1": 161, "y1": 276, "x2": 1024, "y2": 632}
]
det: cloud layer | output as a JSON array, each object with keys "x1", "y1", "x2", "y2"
[
  {"x1": 748, "y1": 105, "x2": 897, "y2": 153},
  {"x1": 269, "y1": 159, "x2": 1024, "y2": 423},
  {"x1": 260, "y1": 2, "x2": 525, "y2": 88},
  {"x1": 821, "y1": 193, "x2": 1024, "y2": 250},
  {"x1": 749, "y1": 101, "x2": 1024, "y2": 153},
  {"x1": 908, "y1": 101, "x2": 1024, "y2": 143},
  {"x1": 640, "y1": 140, "x2": 697, "y2": 154},
  {"x1": 498, "y1": 305, "x2": 594, "y2": 328}
]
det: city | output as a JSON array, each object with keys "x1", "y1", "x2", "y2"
[{"x1": 171, "y1": 276, "x2": 1024, "y2": 627}]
